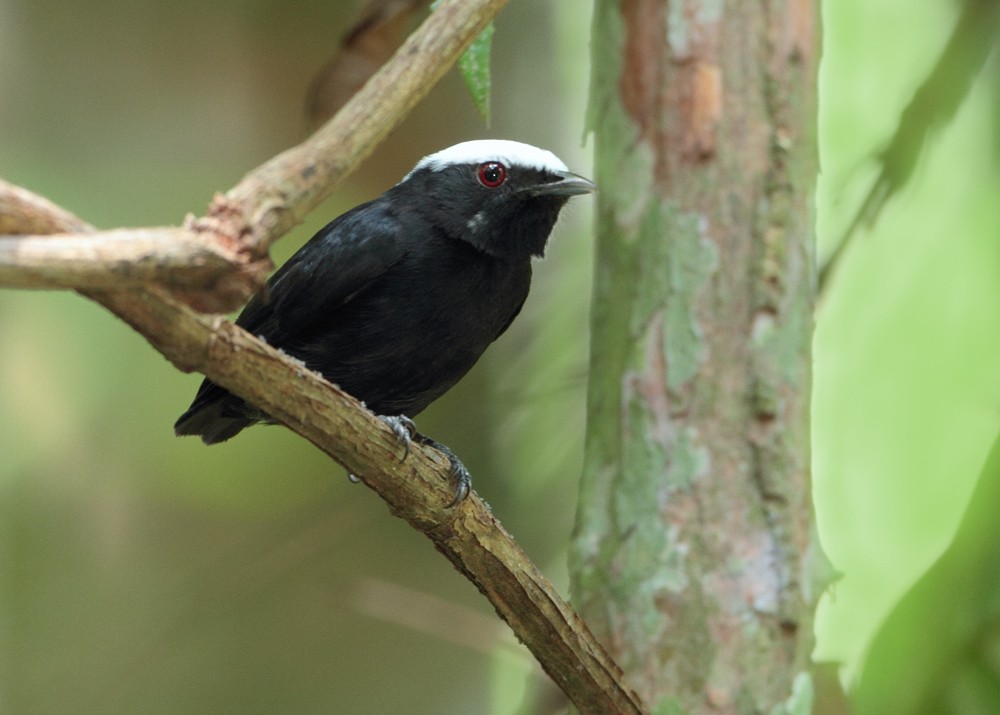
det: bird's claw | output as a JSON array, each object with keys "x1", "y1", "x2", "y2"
[
  {"x1": 415, "y1": 435, "x2": 471, "y2": 507},
  {"x1": 374, "y1": 416, "x2": 471, "y2": 507},
  {"x1": 379, "y1": 414, "x2": 417, "y2": 461},
  {"x1": 349, "y1": 414, "x2": 415, "y2": 485},
  {"x1": 446, "y1": 459, "x2": 471, "y2": 507}
]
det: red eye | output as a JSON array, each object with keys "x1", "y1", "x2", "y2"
[{"x1": 477, "y1": 162, "x2": 507, "y2": 188}]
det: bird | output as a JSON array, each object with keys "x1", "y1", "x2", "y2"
[{"x1": 175, "y1": 139, "x2": 595, "y2": 504}]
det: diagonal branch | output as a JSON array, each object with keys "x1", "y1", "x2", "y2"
[
  {"x1": 0, "y1": 0, "x2": 511, "y2": 313},
  {"x1": 210, "y1": 0, "x2": 515, "y2": 255},
  {"x1": 0, "y1": 1, "x2": 646, "y2": 712},
  {"x1": 98, "y1": 284, "x2": 646, "y2": 715}
]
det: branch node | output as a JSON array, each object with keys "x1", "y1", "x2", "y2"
[
  {"x1": 170, "y1": 257, "x2": 272, "y2": 314},
  {"x1": 198, "y1": 193, "x2": 254, "y2": 256}
]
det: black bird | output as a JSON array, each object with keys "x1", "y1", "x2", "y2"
[{"x1": 175, "y1": 139, "x2": 594, "y2": 503}]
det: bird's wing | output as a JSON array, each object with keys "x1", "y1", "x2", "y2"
[{"x1": 236, "y1": 200, "x2": 405, "y2": 341}]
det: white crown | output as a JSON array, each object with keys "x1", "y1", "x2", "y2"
[{"x1": 405, "y1": 140, "x2": 569, "y2": 180}]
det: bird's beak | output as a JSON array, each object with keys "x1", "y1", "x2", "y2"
[{"x1": 529, "y1": 171, "x2": 597, "y2": 197}]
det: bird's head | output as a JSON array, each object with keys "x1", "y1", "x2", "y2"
[{"x1": 397, "y1": 140, "x2": 595, "y2": 260}]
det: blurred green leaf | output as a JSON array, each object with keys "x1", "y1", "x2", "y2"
[
  {"x1": 855, "y1": 430, "x2": 1000, "y2": 714},
  {"x1": 431, "y1": 0, "x2": 493, "y2": 123},
  {"x1": 819, "y1": 0, "x2": 1000, "y2": 291},
  {"x1": 458, "y1": 22, "x2": 493, "y2": 123}
]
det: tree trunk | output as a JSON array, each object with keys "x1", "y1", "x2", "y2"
[{"x1": 571, "y1": 1, "x2": 820, "y2": 712}]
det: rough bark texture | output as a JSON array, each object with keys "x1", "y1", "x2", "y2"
[{"x1": 571, "y1": 1, "x2": 819, "y2": 713}]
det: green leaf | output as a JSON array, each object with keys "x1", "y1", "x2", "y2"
[
  {"x1": 431, "y1": 0, "x2": 493, "y2": 124},
  {"x1": 458, "y1": 22, "x2": 493, "y2": 124},
  {"x1": 855, "y1": 428, "x2": 1000, "y2": 714}
]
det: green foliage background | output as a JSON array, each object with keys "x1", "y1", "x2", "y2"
[
  {"x1": 1, "y1": 0, "x2": 998, "y2": 713},
  {"x1": 815, "y1": 2, "x2": 1000, "y2": 710}
]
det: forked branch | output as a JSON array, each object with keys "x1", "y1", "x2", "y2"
[{"x1": 0, "y1": 1, "x2": 645, "y2": 712}]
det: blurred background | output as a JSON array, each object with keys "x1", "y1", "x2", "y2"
[{"x1": 1, "y1": 0, "x2": 998, "y2": 713}]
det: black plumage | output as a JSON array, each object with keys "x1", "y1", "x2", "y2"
[{"x1": 175, "y1": 140, "x2": 593, "y2": 497}]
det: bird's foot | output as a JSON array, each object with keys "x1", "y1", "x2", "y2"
[
  {"x1": 363, "y1": 416, "x2": 470, "y2": 506},
  {"x1": 413, "y1": 434, "x2": 471, "y2": 507},
  {"x1": 378, "y1": 414, "x2": 417, "y2": 460}
]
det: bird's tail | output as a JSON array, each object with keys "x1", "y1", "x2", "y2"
[{"x1": 174, "y1": 380, "x2": 254, "y2": 445}]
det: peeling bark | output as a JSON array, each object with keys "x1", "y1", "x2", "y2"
[{"x1": 572, "y1": 1, "x2": 821, "y2": 712}]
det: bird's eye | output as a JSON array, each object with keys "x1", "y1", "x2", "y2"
[{"x1": 477, "y1": 162, "x2": 507, "y2": 188}]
